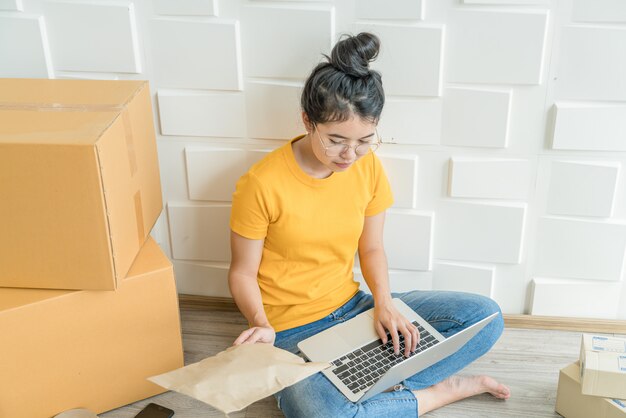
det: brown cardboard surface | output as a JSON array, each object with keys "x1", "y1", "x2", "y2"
[
  {"x1": 0, "y1": 237, "x2": 184, "y2": 418},
  {"x1": 555, "y1": 362, "x2": 626, "y2": 418},
  {"x1": 0, "y1": 78, "x2": 144, "y2": 107},
  {"x1": 580, "y1": 334, "x2": 626, "y2": 400},
  {"x1": 0, "y1": 78, "x2": 162, "y2": 290}
]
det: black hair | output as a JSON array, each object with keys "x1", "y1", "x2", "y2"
[{"x1": 301, "y1": 32, "x2": 385, "y2": 126}]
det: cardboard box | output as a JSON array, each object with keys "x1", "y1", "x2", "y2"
[
  {"x1": 0, "y1": 78, "x2": 162, "y2": 290},
  {"x1": 0, "y1": 237, "x2": 184, "y2": 418},
  {"x1": 556, "y1": 362, "x2": 626, "y2": 418},
  {"x1": 580, "y1": 334, "x2": 626, "y2": 399}
]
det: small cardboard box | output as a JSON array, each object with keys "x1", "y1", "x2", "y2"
[
  {"x1": 0, "y1": 78, "x2": 162, "y2": 290},
  {"x1": 580, "y1": 334, "x2": 626, "y2": 400},
  {"x1": 556, "y1": 362, "x2": 626, "y2": 418},
  {"x1": 0, "y1": 237, "x2": 184, "y2": 418}
]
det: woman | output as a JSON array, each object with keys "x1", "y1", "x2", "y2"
[{"x1": 228, "y1": 32, "x2": 510, "y2": 417}]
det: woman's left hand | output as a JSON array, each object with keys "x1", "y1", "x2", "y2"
[{"x1": 373, "y1": 301, "x2": 420, "y2": 357}]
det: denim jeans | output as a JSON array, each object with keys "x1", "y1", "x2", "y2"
[{"x1": 273, "y1": 290, "x2": 504, "y2": 417}]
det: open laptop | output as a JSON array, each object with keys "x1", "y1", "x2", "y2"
[{"x1": 298, "y1": 298, "x2": 499, "y2": 403}]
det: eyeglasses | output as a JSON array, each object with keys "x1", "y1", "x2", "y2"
[{"x1": 314, "y1": 125, "x2": 381, "y2": 157}]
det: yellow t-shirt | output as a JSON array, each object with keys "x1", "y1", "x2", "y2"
[{"x1": 230, "y1": 136, "x2": 394, "y2": 332}]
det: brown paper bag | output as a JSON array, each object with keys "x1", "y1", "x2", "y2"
[{"x1": 148, "y1": 343, "x2": 330, "y2": 414}]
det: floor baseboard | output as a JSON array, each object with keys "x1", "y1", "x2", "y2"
[{"x1": 178, "y1": 294, "x2": 626, "y2": 334}]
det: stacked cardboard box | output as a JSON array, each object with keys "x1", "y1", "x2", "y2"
[
  {"x1": 556, "y1": 334, "x2": 626, "y2": 418},
  {"x1": 0, "y1": 79, "x2": 184, "y2": 418}
]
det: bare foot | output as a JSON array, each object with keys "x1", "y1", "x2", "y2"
[{"x1": 413, "y1": 375, "x2": 510, "y2": 415}]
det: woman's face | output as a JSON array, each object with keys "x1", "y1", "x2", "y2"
[{"x1": 311, "y1": 116, "x2": 378, "y2": 173}]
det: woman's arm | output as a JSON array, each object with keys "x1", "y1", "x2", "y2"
[
  {"x1": 228, "y1": 230, "x2": 275, "y2": 345},
  {"x1": 358, "y1": 211, "x2": 418, "y2": 357}
]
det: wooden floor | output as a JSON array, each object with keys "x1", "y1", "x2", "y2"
[{"x1": 100, "y1": 308, "x2": 611, "y2": 418}]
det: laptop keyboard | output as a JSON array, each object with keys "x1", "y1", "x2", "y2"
[{"x1": 329, "y1": 321, "x2": 440, "y2": 394}]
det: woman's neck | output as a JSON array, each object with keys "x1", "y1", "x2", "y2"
[{"x1": 292, "y1": 134, "x2": 333, "y2": 179}]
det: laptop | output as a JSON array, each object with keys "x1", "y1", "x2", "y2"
[{"x1": 297, "y1": 298, "x2": 499, "y2": 403}]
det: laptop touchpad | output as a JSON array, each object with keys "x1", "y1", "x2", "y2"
[{"x1": 337, "y1": 313, "x2": 380, "y2": 347}]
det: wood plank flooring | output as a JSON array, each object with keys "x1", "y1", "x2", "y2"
[{"x1": 100, "y1": 308, "x2": 616, "y2": 418}]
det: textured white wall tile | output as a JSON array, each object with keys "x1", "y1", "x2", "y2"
[
  {"x1": 241, "y1": 5, "x2": 333, "y2": 79},
  {"x1": 552, "y1": 104, "x2": 626, "y2": 151},
  {"x1": 449, "y1": 157, "x2": 532, "y2": 200},
  {"x1": 534, "y1": 217, "x2": 626, "y2": 281},
  {"x1": 435, "y1": 201, "x2": 526, "y2": 264},
  {"x1": 173, "y1": 261, "x2": 231, "y2": 297},
  {"x1": 354, "y1": 269, "x2": 432, "y2": 294},
  {"x1": 43, "y1": 1, "x2": 141, "y2": 73},
  {"x1": 157, "y1": 90, "x2": 246, "y2": 138},
  {"x1": 0, "y1": 0, "x2": 23, "y2": 11},
  {"x1": 384, "y1": 210, "x2": 433, "y2": 271},
  {"x1": 357, "y1": 23, "x2": 443, "y2": 97},
  {"x1": 245, "y1": 81, "x2": 303, "y2": 140},
  {"x1": 167, "y1": 203, "x2": 231, "y2": 262},
  {"x1": 356, "y1": 0, "x2": 423, "y2": 20},
  {"x1": 547, "y1": 161, "x2": 620, "y2": 217},
  {"x1": 556, "y1": 27, "x2": 626, "y2": 101},
  {"x1": 433, "y1": 262, "x2": 494, "y2": 297},
  {"x1": 151, "y1": 18, "x2": 241, "y2": 90},
  {"x1": 463, "y1": 0, "x2": 547, "y2": 3},
  {"x1": 378, "y1": 99, "x2": 441, "y2": 145},
  {"x1": 572, "y1": 0, "x2": 626, "y2": 24},
  {"x1": 441, "y1": 88, "x2": 512, "y2": 148},
  {"x1": 153, "y1": 0, "x2": 218, "y2": 16},
  {"x1": 531, "y1": 278, "x2": 621, "y2": 318},
  {"x1": 378, "y1": 155, "x2": 418, "y2": 209},
  {"x1": 0, "y1": 16, "x2": 51, "y2": 78},
  {"x1": 446, "y1": 10, "x2": 548, "y2": 84},
  {"x1": 186, "y1": 147, "x2": 269, "y2": 202}
]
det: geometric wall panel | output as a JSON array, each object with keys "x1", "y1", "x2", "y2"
[
  {"x1": 433, "y1": 262, "x2": 495, "y2": 297},
  {"x1": 185, "y1": 148, "x2": 269, "y2": 202},
  {"x1": 0, "y1": 0, "x2": 23, "y2": 11},
  {"x1": 245, "y1": 81, "x2": 303, "y2": 140},
  {"x1": 449, "y1": 157, "x2": 532, "y2": 200},
  {"x1": 383, "y1": 210, "x2": 433, "y2": 271},
  {"x1": 358, "y1": 23, "x2": 444, "y2": 97},
  {"x1": 441, "y1": 88, "x2": 512, "y2": 148},
  {"x1": 556, "y1": 27, "x2": 626, "y2": 101},
  {"x1": 534, "y1": 217, "x2": 626, "y2": 281},
  {"x1": 157, "y1": 90, "x2": 246, "y2": 138},
  {"x1": 43, "y1": 1, "x2": 141, "y2": 73},
  {"x1": 151, "y1": 18, "x2": 241, "y2": 90},
  {"x1": 547, "y1": 161, "x2": 620, "y2": 217},
  {"x1": 173, "y1": 261, "x2": 231, "y2": 298},
  {"x1": 572, "y1": 0, "x2": 626, "y2": 23},
  {"x1": 552, "y1": 104, "x2": 626, "y2": 151},
  {"x1": 0, "y1": 16, "x2": 52, "y2": 78},
  {"x1": 356, "y1": 0, "x2": 423, "y2": 20},
  {"x1": 153, "y1": 0, "x2": 218, "y2": 16},
  {"x1": 531, "y1": 278, "x2": 621, "y2": 319},
  {"x1": 378, "y1": 155, "x2": 419, "y2": 208},
  {"x1": 446, "y1": 10, "x2": 548, "y2": 84},
  {"x1": 378, "y1": 98, "x2": 441, "y2": 145},
  {"x1": 464, "y1": 0, "x2": 546, "y2": 3},
  {"x1": 167, "y1": 203, "x2": 231, "y2": 262},
  {"x1": 241, "y1": 5, "x2": 333, "y2": 78},
  {"x1": 435, "y1": 201, "x2": 526, "y2": 264}
]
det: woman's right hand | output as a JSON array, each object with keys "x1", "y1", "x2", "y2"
[{"x1": 233, "y1": 326, "x2": 276, "y2": 345}]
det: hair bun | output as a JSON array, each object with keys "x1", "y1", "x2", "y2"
[{"x1": 329, "y1": 32, "x2": 380, "y2": 78}]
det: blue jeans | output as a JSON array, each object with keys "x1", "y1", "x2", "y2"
[{"x1": 273, "y1": 290, "x2": 504, "y2": 417}]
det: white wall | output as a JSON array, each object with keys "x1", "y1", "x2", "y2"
[{"x1": 2, "y1": 0, "x2": 625, "y2": 319}]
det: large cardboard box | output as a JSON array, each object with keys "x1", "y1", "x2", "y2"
[
  {"x1": 0, "y1": 237, "x2": 184, "y2": 418},
  {"x1": 579, "y1": 334, "x2": 626, "y2": 399},
  {"x1": 0, "y1": 78, "x2": 162, "y2": 290},
  {"x1": 556, "y1": 362, "x2": 626, "y2": 418}
]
